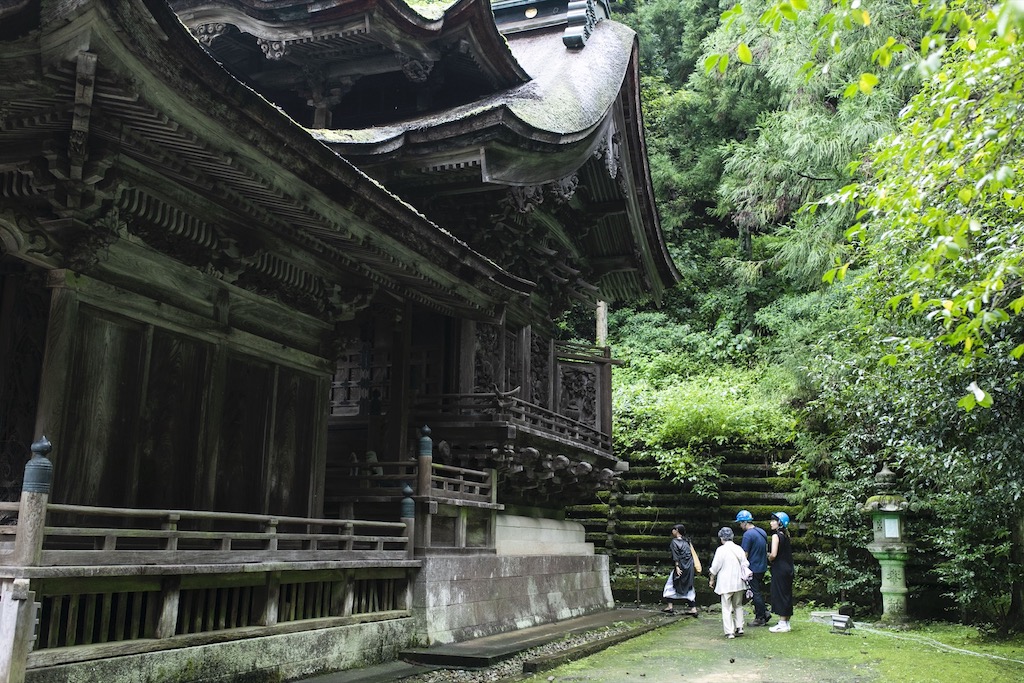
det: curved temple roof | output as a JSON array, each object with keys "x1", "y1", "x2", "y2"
[
  {"x1": 0, "y1": 0, "x2": 535, "y2": 324},
  {"x1": 314, "y1": 19, "x2": 634, "y2": 158}
]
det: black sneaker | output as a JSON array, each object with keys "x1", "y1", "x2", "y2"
[{"x1": 751, "y1": 618, "x2": 767, "y2": 627}]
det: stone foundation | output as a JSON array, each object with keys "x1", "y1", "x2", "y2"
[
  {"x1": 495, "y1": 515, "x2": 595, "y2": 556},
  {"x1": 412, "y1": 553, "x2": 614, "y2": 645},
  {"x1": 25, "y1": 618, "x2": 417, "y2": 683}
]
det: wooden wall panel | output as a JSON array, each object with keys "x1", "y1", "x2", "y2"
[
  {"x1": 56, "y1": 308, "x2": 146, "y2": 507},
  {"x1": 215, "y1": 357, "x2": 272, "y2": 513},
  {"x1": 267, "y1": 368, "x2": 317, "y2": 517},
  {"x1": 134, "y1": 330, "x2": 210, "y2": 510}
]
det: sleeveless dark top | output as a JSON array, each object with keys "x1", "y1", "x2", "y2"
[{"x1": 770, "y1": 531, "x2": 794, "y2": 617}]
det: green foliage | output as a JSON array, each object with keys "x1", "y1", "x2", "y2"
[
  {"x1": 612, "y1": 339, "x2": 797, "y2": 495},
  {"x1": 839, "y1": 22, "x2": 1024, "y2": 390}
]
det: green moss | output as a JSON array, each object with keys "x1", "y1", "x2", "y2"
[
  {"x1": 518, "y1": 607, "x2": 1024, "y2": 683},
  {"x1": 403, "y1": 0, "x2": 458, "y2": 20}
]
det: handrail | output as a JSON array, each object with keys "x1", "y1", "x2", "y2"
[
  {"x1": 330, "y1": 457, "x2": 495, "y2": 506},
  {"x1": 0, "y1": 502, "x2": 411, "y2": 567},
  {"x1": 412, "y1": 393, "x2": 611, "y2": 451},
  {"x1": 42, "y1": 504, "x2": 407, "y2": 530}
]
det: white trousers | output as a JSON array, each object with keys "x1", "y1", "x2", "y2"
[{"x1": 720, "y1": 590, "x2": 745, "y2": 635}]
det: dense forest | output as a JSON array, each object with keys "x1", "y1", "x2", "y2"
[{"x1": 602, "y1": 0, "x2": 1024, "y2": 631}]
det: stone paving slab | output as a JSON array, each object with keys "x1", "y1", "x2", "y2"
[{"x1": 298, "y1": 607, "x2": 663, "y2": 683}]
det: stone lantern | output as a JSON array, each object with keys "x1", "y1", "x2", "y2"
[{"x1": 862, "y1": 464, "x2": 911, "y2": 622}]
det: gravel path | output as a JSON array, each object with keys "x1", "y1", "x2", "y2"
[{"x1": 400, "y1": 611, "x2": 676, "y2": 683}]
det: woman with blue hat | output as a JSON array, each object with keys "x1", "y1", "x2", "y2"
[{"x1": 768, "y1": 511, "x2": 794, "y2": 632}]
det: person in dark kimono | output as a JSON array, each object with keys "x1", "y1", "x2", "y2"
[{"x1": 661, "y1": 523, "x2": 700, "y2": 615}]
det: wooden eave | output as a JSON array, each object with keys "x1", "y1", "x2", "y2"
[
  {"x1": 2, "y1": 0, "x2": 534, "y2": 321},
  {"x1": 169, "y1": 0, "x2": 530, "y2": 90},
  {"x1": 315, "y1": 26, "x2": 678, "y2": 305}
]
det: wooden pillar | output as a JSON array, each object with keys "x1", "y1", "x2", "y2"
[
  {"x1": 0, "y1": 579, "x2": 36, "y2": 683},
  {"x1": 386, "y1": 302, "x2": 413, "y2": 460},
  {"x1": 596, "y1": 300, "x2": 608, "y2": 346},
  {"x1": 154, "y1": 577, "x2": 181, "y2": 639},
  {"x1": 33, "y1": 271, "x2": 80, "y2": 459},
  {"x1": 458, "y1": 319, "x2": 475, "y2": 393},
  {"x1": 600, "y1": 348, "x2": 613, "y2": 438},
  {"x1": 259, "y1": 573, "x2": 280, "y2": 627},
  {"x1": 521, "y1": 326, "x2": 533, "y2": 403},
  {"x1": 455, "y1": 508, "x2": 468, "y2": 549},
  {"x1": 308, "y1": 374, "x2": 330, "y2": 518}
]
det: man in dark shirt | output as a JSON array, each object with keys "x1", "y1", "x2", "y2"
[{"x1": 736, "y1": 510, "x2": 772, "y2": 626}]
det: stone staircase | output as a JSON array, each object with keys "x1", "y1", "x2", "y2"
[{"x1": 567, "y1": 448, "x2": 811, "y2": 605}]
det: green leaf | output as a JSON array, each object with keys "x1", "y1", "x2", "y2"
[
  {"x1": 718, "y1": 54, "x2": 730, "y2": 74},
  {"x1": 957, "y1": 187, "x2": 973, "y2": 204},
  {"x1": 737, "y1": 43, "x2": 753, "y2": 64},
  {"x1": 958, "y1": 393, "x2": 977, "y2": 411},
  {"x1": 704, "y1": 54, "x2": 721, "y2": 74},
  {"x1": 1010, "y1": 344, "x2": 1024, "y2": 359},
  {"x1": 857, "y1": 72, "x2": 879, "y2": 94}
]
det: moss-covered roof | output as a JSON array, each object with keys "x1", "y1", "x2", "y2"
[
  {"x1": 404, "y1": 0, "x2": 460, "y2": 20},
  {"x1": 314, "y1": 20, "x2": 635, "y2": 147}
]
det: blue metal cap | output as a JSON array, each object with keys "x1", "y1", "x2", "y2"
[{"x1": 23, "y1": 436, "x2": 54, "y2": 494}]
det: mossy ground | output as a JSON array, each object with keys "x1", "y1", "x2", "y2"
[{"x1": 516, "y1": 607, "x2": 1024, "y2": 683}]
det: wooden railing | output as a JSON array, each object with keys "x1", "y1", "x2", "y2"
[
  {"x1": 428, "y1": 462, "x2": 494, "y2": 503},
  {"x1": 0, "y1": 501, "x2": 409, "y2": 567},
  {"x1": 327, "y1": 459, "x2": 497, "y2": 508},
  {"x1": 413, "y1": 393, "x2": 612, "y2": 453}
]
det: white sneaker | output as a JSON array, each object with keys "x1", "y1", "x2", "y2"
[{"x1": 768, "y1": 622, "x2": 791, "y2": 633}]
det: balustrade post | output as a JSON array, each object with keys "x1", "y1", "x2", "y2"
[
  {"x1": 417, "y1": 426, "x2": 432, "y2": 497},
  {"x1": 0, "y1": 578, "x2": 36, "y2": 683},
  {"x1": 12, "y1": 437, "x2": 53, "y2": 567},
  {"x1": 264, "y1": 518, "x2": 278, "y2": 552},
  {"x1": 163, "y1": 513, "x2": 179, "y2": 551},
  {"x1": 416, "y1": 426, "x2": 434, "y2": 550},
  {"x1": 400, "y1": 484, "x2": 415, "y2": 559}
]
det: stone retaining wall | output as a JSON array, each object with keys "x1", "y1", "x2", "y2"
[
  {"x1": 412, "y1": 554, "x2": 614, "y2": 645},
  {"x1": 26, "y1": 617, "x2": 417, "y2": 683}
]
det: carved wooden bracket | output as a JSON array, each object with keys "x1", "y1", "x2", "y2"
[
  {"x1": 397, "y1": 54, "x2": 434, "y2": 83},
  {"x1": 548, "y1": 174, "x2": 579, "y2": 204},
  {"x1": 257, "y1": 38, "x2": 289, "y2": 61},
  {"x1": 193, "y1": 23, "x2": 229, "y2": 47},
  {"x1": 503, "y1": 185, "x2": 544, "y2": 214}
]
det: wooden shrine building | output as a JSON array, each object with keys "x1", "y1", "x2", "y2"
[{"x1": 0, "y1": 0, "x2": 677, "y2": 681}]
